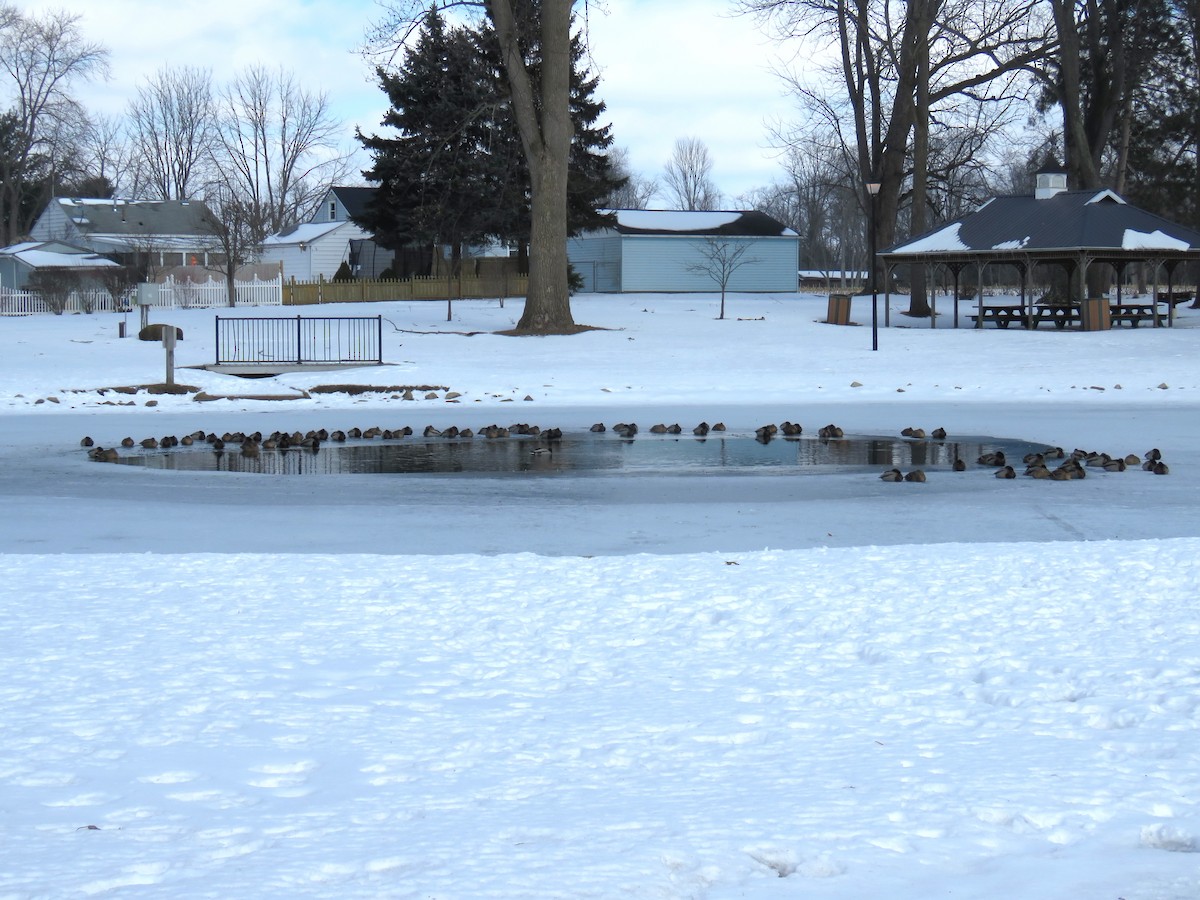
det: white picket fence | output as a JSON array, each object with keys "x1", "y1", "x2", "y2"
[{"x1": 0, "y1": 274, "x2": 283, "y2": 317}]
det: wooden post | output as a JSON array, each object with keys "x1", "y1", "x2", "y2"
[{"x1": 162, "y1": 327, "x2": 176, "y2": 386}]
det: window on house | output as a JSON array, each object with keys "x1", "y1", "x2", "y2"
[{"x1": 329, "y1": 201, "x2": 337, "y2": 221}]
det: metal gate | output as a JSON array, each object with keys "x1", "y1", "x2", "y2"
[{"x1": 215, "y1": 315, "x2": 383, "y2": 366}]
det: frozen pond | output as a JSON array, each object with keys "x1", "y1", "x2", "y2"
[{"x1": 109, "y1": 432, "x2": 1048, "y2": 476}]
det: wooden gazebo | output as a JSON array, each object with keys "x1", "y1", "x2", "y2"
[{"x1": 877, "y1": 167, "x2": 1200, "y2": 329}]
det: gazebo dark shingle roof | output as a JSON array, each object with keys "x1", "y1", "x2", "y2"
[{"x1": 882, "y1": 189, "x2": 1200, "y2": 263}]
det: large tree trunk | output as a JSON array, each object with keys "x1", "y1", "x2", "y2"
[
  {"x1": 901, "y1": 0, "x2": 939, "y2": 317},
  {"x1": 489, "y1": 0, "x2": 576, "y2": 334}
]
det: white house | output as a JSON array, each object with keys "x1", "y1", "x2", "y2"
[
  {"x1": 567, "y1": 209, "x2": 800, "y2": 293},
  {"x1": 260, "y1": 187, "x2": 395, "y2": 281}
]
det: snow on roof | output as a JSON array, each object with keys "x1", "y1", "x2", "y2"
[
  {"x1": 1, "y1": 245, "x2": 118, "y2": 269},
  {"x1": 606, "y1": 209, "x2": 797, "y2": 238},
  {"x1": 263, "y1": 221, "x2": 352, "y2": 246},
  {"x1": 895, "y1": 223, "x2": 968, "y2": 253},
  {"x1": 615, "y1": 210, "x2": 742, "y2": 232},
  {"x1": 992, "y1": 237, "x2": 1029, "y2": 251},
  {"x1": 1122, "y1": 229, "x2": 1190, "y2": 251}
]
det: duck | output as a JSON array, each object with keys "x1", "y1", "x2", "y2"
[
  {"x1": 121, "y1": 437, "x2": 135, "y2": 448},
  {"x1": 666, "y1": 424, "x2": 682, "y2": 434},
  {"x1": 693, "y1": 422, "x2": 710, "y2": 436},
  {"x1": 423, "y1": 425, "x2": 441, "y2": 437},
  {"x1": 1102, "y1": 458, "x2": 1127, "y2": 472},
  {"x1": 880, "y1": 468, "x2": 903, "y2": 482},
  {"x1": 901, "y1": 427, "x2": 926, "y2": 439},
  {"x1": 711, "y1": 423, "x2": 727, "y2": 432},
  {"x1": 1145, "y1": 448, "x2": 1162, "y2": 462},
  {"x1": 80, "y1": 436, "x2": 94, "y2": 448},
  {"x1": 994, "y1": 465, "x2": 1016, "y2": 479},
  {"x1": 1152, "y1": 461, "x2": 1170, "y2": 475},
  {"x1": 931, "y1": 427, "x2": 947, "y2": 440},
  {"x1": 953, "y1": 458, "x2": 966, "y2": 472},
  {"x1": 780, "y1": 421, "x2": 803, "y2": 436},
  {"x1": 590, "y1": 423, "x2": 606, "y2": 432},
  {"x1": 904, "y1": 469, "x2": 927, "y2": 483},
  {"x1": 977, "y1": 450, "x2": 1005, "y2": 466},
  {"x1": 649, "y1": 424, "x2": 668, "y2": 434}
]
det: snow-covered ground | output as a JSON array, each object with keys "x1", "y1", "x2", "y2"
[{"x1": 3, "y1": 293, "x2": 1200, "y2": 898}]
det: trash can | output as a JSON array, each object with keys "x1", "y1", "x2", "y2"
[
  {"x1": 1080, "y1": 297, "x2": 1111, "y2": 331},
  {"x1": 826, "y1": 293, "x2": 852, "y2": 325}
]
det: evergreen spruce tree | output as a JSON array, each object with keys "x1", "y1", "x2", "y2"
[
  {"x1": 356, "y1": 3, "x2": 624, "y2": 307},
  {"x1": 355, "y1": 7, "x2": 495, "y2": 278}
]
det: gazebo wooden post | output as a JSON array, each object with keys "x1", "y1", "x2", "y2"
[
  {"x1": 951, "y1": 263, "x2": 961, "y2": 329},
  {"x1": 884, "y1": 263, "x2": 895, "y2": 330},
  {"x1": 929, "y1": 262, "x2": 937, "y2": 329},
  {"x1": 1018, "y1": 260, "x2": 1030, "y2": 328},
  {"x1": 977, "y1": 265, "x2": 986, "y2": 327}
]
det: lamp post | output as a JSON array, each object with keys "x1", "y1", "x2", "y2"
[{"x1": 866, "y1": 181, "x2": 881, "y2": 351}]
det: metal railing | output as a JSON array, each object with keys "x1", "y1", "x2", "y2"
[{"x1": 215, "y1": 315, "x2": 383, "y2": 366}]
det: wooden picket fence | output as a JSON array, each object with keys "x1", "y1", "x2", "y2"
[{"x1": 283, "y1": 273, "x2": 529, "y2": 306}]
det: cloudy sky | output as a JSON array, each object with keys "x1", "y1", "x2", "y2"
[{"x1": 12, "y1": 0, "x2": 798, "y2": 203}]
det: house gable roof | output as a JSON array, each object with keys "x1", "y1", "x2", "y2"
[
  {"x1": 606, "y1": 209, "x2": 798, "y2": 238},
  {"x1": 48, "y1": 198, "x2": 216, "y2": 238},
  {"x1": 883, "y1": 190, "x2": 1200, "y2": 260},
  {"x1": 329, "y1": 187, "x2": 378, "y2": 221}
]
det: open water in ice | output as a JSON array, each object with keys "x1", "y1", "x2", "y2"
[{"x1": 111, "y1": 432, "x2": 1048, "y2": 476}]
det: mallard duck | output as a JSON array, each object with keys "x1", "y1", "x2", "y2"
[{"x1": 880, "y1": 468, "x2": 903, "y2": 482}]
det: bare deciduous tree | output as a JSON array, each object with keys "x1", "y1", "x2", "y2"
[
  {"x1": 213, "y1": 65, "x2": 353, "y2": 242},
  {"x1": 687, "y1": 238, "x2": 757, "y2": 320},
  {"x1": 0, "y1": 6, "x2": 108, "y2": 243},
  {"x1": 662, "y1": 136, "x2": 722, "y2": 210},
  {"x1": 198, "y1": 188, "x2": 260, "y2": 307},
  {"x1": 741, "y1": 0, "x2": 1052, "y2": 315},
  {"x1": 605, "y1": 146, "x2": 658, "y2": 208},
  {"x1": 127, "y1": 65, "x2": 215, "y2": 200}
]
